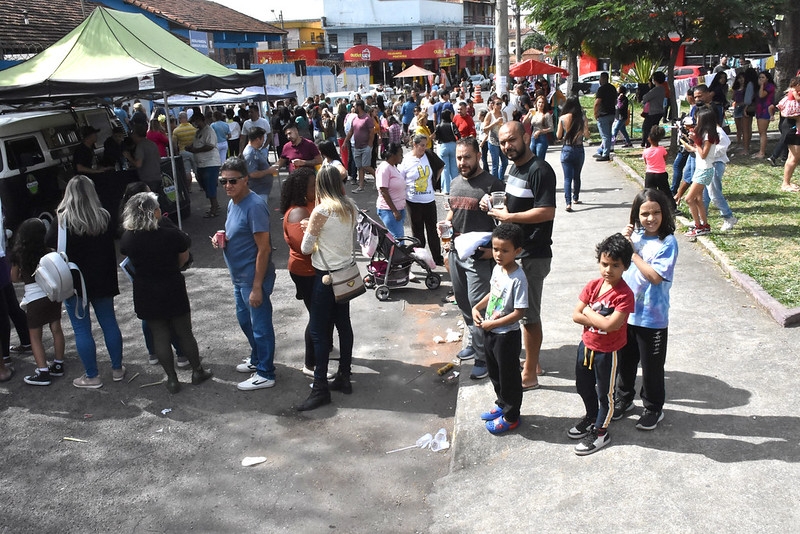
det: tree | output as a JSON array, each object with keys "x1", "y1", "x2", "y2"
[{"x1": 521, "y1": 31, "x2": 548, "y2": 54}]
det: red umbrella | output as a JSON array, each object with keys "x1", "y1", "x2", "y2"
[{"x1": 508, "y1": 59, "x2": 568, "y2": 78}]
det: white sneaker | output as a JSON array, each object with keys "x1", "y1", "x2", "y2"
[
  {"x1": 236, "y1": 362, "x2": 257, "y2": 373},
  {"x1": 301, "y1": 366, "x2": 335, "y2": 379},
  {"x1": 720, "y1": 216, "x2": 738, "y2": 231},
  {"x1": 237, "y1": 373, "x2": 276, "y2": 391}
]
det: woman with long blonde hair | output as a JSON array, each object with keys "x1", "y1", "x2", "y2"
[
  {"x1": 49, "y1": 175, "x2": 124, "y2": 388},
  {"x1": 297, "y1": 166, "x2": 358, "y2": 411}
]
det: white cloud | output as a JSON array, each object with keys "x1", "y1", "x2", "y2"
[{"x1": 211, "y1": 0, "x2": 323, "y2": 23}]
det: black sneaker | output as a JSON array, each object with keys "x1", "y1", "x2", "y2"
[
  {"x1": 574, "y1": 428, "x2": 610, "y2": 456},
  {"x1": 636, "y1": 409, "x2": 664, "y2": 431},
  {"x1": 567, "y1": 415, "x2": 595, "y2": 440},
  {"x1": 49, "y1": 361, "x2": 65, "y2": 377},
  {"x1": 9, "y1": 344, "x2": 31, "y2": 354},
  {"x1": 24, "y1": 369, "x2": 52, "y2": 386},
  {"x1": 611, "y1": 399, "x2": 634, "y2": 421}
]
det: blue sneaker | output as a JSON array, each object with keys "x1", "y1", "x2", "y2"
[
  {"x1": 457, "y1": 346, "x2": 475, "y2": 361},
  {"x1": 469, "y1": 364, "x2": 488, "y2": 380},
  {"x1": 480, "y1": 406, "x2": 504, "y2": 421},
  {"x1": 486, "y1": 416, "x2": 520, "y2": 435}
]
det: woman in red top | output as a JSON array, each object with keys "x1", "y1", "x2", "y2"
[
  {"x1": 280, "y1": 167, "x2": 334, "y2": 379},
  {"x1": 147, "y1": 118, "x2": 170, "y2": 157}
]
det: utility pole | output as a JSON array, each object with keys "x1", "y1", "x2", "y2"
[
  {"x1": 512, "y1": 1, "x2": 521, "y2": 63},
  {"x1": 272, "y1": 9, "x2": 287, "y2": 63},
  {"x1": 495, "y1": 0, "x2": 509, "y2": 95}
]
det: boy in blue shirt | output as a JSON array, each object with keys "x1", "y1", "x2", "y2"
[{"x1": 472, "y1": 224, "x2": 529, "y2": 435}]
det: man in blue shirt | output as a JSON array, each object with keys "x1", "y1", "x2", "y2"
[
  {"x1": 241, "y1": 127, "x2": 276, "y2": 206},
  {"x1": 401, "y1": 96, "x2": 418, "y2": 137},
  {"x1": 216, "y1": 158, "x2": 277, "y2": 391}
]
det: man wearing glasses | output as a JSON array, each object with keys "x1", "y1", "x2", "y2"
[{"x1": 214, "y1": 157, "x2": 277, "y2": 391}]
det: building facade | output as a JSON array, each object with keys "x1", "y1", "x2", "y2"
[{"x1": 321, "y1": 0, "x2": 496, "y2": 84}]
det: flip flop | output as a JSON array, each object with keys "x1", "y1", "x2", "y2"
[{"x1": 522, "y1": 383, "x2": 540, "y2": 392}]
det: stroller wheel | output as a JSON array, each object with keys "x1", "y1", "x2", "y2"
[
  {"x1": 425, "y1": 274, "x2": 442, "y2": 290},
  {"x1": 375, "y1": 285, "x2": 391, "y2": 301},
  {"x1": 364, "y1": 274, "x2": 376, "y2": 289}
]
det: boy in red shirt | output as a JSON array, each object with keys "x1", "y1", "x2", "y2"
[{"x1": 569, "y1": 233, "x2": 634, "y2": 455}]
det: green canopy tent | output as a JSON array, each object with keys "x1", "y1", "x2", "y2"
[
  {"x1": 0, "y1": 7, "x2": 267, "y2": 227},
  {"x1": 0, "y1": 7, "x2": 265, "y2": 103}
]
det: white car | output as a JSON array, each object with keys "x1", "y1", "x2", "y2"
[{"x1": 469, "y1": 74, "x2": 491, "y2": 91}]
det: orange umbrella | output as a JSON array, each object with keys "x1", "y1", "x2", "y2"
[{"x1": 508, "y1": 59, "x2": 568, "y2": 77}]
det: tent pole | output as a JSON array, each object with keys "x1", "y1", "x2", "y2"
[{"x1": 162, "y1": 91, "x2": 183, "y2": 230}]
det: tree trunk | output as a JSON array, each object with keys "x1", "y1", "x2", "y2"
[{"x1": 774, "y1": 4, "x2": 800, "y2": 94}]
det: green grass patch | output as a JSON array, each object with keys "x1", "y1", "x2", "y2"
[{"x1": 617, "y1": 150, "x2": 800, "y2": 308}]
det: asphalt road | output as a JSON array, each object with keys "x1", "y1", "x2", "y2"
[{"x1": 0, "y1": 179, "x2": 460, "y2": 533}]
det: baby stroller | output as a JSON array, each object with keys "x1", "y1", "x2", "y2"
[{"x1": 356, "y1": 210, "x2": 441, "y2": 301}]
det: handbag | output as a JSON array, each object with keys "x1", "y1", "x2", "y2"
[{"x1": 318, "y1": 250, "x2": 365, "y2": 303}]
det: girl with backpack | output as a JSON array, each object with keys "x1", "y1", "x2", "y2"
[{"x1": 10, "y1": 218, "x2": 65, "y2": 386}]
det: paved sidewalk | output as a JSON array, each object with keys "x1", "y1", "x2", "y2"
[{"x1": 429, "y1": 148, "x2": 800, "y2": 533}]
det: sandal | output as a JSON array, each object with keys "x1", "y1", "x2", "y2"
[
  {"x1": 781, "y1": 183, "x2": 800, "y2": 192},
  {"x1": 485, "y1": 416, "x2": 520, "y2": 435},
  {"x1": 480, "y1": 406, "x2": 504, "y2": 421}
]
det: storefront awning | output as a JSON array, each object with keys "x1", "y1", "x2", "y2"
[{"x1": 342, "y1": 40, "x2": 490, "y2": 63}]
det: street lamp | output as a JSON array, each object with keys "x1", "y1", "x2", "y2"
[{"x1": 271, "y1": 9, "x2": 288, "y2": 63}]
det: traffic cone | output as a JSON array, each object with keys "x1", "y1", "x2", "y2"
[{"x1": 474, "y1": 84, "x2": 483, "y2": 103}]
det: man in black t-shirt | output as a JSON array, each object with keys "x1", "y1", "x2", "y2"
[
  {"x1": 445, "y1": 137, "x2": 504, "y2": 380},
  {"x1": 490, "y1": 122, "x2": 556, "y2": 390},
  {"x1": 73, "y1": 126, "x2": 113, "y2": 175},
  {"x1": 594, "y1": 72, "x2": 617, "y2": 161}
]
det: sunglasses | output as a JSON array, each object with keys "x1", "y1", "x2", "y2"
[{"x1": 219, "y1": 177, "x2": 243, "y2": 185}]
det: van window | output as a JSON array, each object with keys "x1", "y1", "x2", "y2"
[{"x1": 5, "y1": 137, "x2": 45, "y2": 171}]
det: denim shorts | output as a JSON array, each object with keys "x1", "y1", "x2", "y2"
[{"x1": 693, "y1": 167, "x2": 714, "y2": 186}]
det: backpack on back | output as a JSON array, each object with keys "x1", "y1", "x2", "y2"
[{"x1": 34, "y1": 221, "x2": 87, "y2": 318}]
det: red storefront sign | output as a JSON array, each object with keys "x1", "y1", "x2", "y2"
[
  {"x1": 258, "y1": 48, "x2": 319, "y2": 64},
  {"x1": 342, "y1": 40, "x2": 490, "y2": 62}
]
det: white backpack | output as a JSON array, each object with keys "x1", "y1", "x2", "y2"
[{"x1": 34, "y1": 222, "x2": 87, "y2": 318}]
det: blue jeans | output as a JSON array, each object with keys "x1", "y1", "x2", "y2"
[
  {"x1": 682, "y1": 155, "x2": 695, "y2": 184},
  {"x1": 234, "y1": 268, "x2": 276, "y2": 380},
  {"x1": 65, "y1": 296, "x2": 123, "y2": 378},
  {"x1": 438, "y1": 141, "x2": 457, "y2": 194},
  {"x1": 611, "y1": 118, "x2": 631, "y2": 145},
  {"x1": 704, "y1": 161, "x2": 733, "y2": 219},
  {"x1": 561, "y1": 144, "x2": 585, "y2": 205},
  {"x1": 488, "y1": 143, "x2": 508, "y2": 180},
  {"x1": 596, "y1": 115, "x2": 614, "y2": 157},
  {"x1": 377, "y1": 208, "x2": 406, "y2": 238},
  {"x1": 531, "y1": 135, "x2": 548, "y2": 161},
  {"x1": 309, "y1": 270, "x2": 354, "y2": 385},
  {"x1": 672, "y1": 151, "x2": 689, "y2": 194}
]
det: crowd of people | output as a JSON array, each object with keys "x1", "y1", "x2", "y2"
[{"x1": 0, "y1": 64, "x2": 795, "y2": 454}]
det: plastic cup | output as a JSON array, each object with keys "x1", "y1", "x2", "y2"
[
  {"x1": 490, "y1": 191, "x2": 506, "y2": 210},
  {"x1": 437, "y1": 221, "x2": 453, "y2": 245}
]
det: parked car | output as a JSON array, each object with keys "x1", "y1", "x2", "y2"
[
  {"x1": 674, "y1": 65, "x2": 708, "y2": 80},
  {"x1": 0, "y1": 105, "x2": 188, "y2": 230},
  {"x1": 469, "y1": 74, "x2": 491, "y2": 91},
  {"x1": 559, "y1": 71, "x2": 631, "y2": 96}
]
